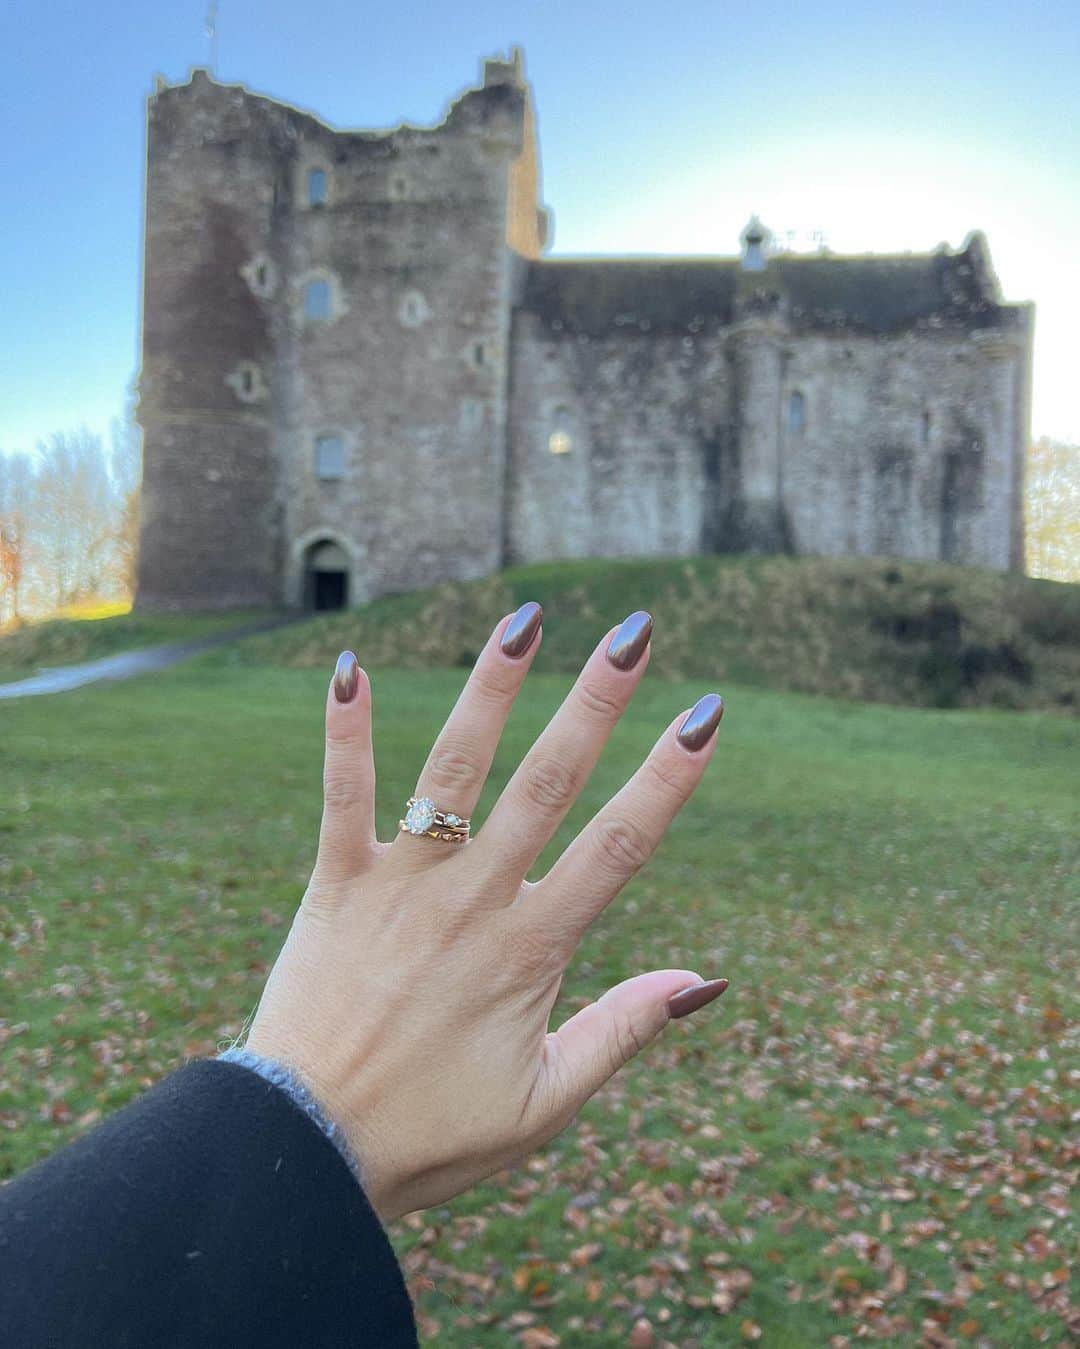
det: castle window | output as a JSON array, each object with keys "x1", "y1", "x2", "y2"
[
  {"x1": 787, "y1": 390, "x2": 806, "y2": 436},
  {"x1": 473, "y1": 342, "x2": 485, "y2": 367},
  {"x1": 548, "y1": 406, "x2": 573, "y2": 455},
  {"x1": 921, "y1": 409, "x2": 932, "y2": 446},
  {"x1": 308, "y1": 168, "x2": 328, "y2": 206},
  {"x1": 399, "y1": 289, "x2": 429, "y2": 328},
  {"x1": 225, "y1": 360, "x2": 266, "y2": 403},
  {"x1": 315, "y1": 434, "x2": 345, "y2": 480},
  {"x1": 304, "y1": 279, "x2": 331, "y2": 321}
]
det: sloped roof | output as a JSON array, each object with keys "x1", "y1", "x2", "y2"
[
  {"x1": 518, "y1": 260, "x2": 738, "y2": 334},
  {"x1": 517, "y1": 245, "x2": 1009, "y2": 336}
]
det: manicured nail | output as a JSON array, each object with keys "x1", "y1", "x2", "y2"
[
  {"x1": 676, "y1": 693, "x2": 724, "y2": 750},
  {"x1": 500, "y1": 601, "x2": 543, "y2": 658},
  {"x1": 333, "y1": 650, "x2": 359, "y2": 703},
  {"x1": 667, "y1": 978, "x2": 729, "y2": 1019},
  {"x1": 606, "y1": 610, "x2": 653, "y2": 671}
]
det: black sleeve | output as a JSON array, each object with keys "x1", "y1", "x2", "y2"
[{"x1": 0, "y1": 1059, "x2": 418, "y2": 1348}]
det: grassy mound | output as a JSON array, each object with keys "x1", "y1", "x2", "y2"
[
  {"x1": 226, "y1": 556, "x2": 1079, "y2": 712},
  {"x1": 0, "y1": 609, "x2": 270, "y2": 683}
]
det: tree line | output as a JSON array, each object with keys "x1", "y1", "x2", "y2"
[{"x1": 0, "y1": 424, "x2": 141, "y2": 629}]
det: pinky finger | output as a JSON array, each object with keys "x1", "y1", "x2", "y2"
[{"x1": 314, "y1": 651, "x2": 379, "y2": 885}]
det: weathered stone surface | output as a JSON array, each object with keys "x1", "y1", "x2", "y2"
[{"x1": 135, "y1": 49, "x2": 1032, "y2": 611}]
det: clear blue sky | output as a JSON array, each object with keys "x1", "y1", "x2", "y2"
[{"x1": 2, "y1": 0, "x2": 1077, "y2": 454}]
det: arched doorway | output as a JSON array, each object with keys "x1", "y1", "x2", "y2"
[{"x1": 303, "y1": 538, "x2": 350, "y2": 611}]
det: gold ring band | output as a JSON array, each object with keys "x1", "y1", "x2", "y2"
[{"x1": 399, "y1": 795, "x2": 471, "y2": 843}]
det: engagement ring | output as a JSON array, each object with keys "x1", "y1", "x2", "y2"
[{"x1": 399, "y1": 796, "x2": 471, "y2": 843}]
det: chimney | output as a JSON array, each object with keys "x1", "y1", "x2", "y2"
[{"x1": 740, "y1": 216, "x2": 769, "y2": 272}]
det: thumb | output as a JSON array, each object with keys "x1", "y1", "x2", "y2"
[{"x1": 543, "y1": 970, "x2": 729, "y2": 1118}]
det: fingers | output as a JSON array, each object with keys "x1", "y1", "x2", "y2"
[
  {"x1": 537, "y1": 970, "x2": 729, "y2": 1123},
  {"x1": 515, "y1": 693, "x2": 724, "y2": 951},
  {"x1": 476, "y1": 611, "x2": 654, "y2": 879},
  {"x1": 393, "y1": 602, "x2": 544, "y2": 857},
  {"x1": 314, "y1": 651, "x2": 378, "y2": 883}
]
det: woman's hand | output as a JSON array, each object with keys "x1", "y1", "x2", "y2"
[{"x1": 245, "y1": 604, "x2": 726, "y2": 1223}]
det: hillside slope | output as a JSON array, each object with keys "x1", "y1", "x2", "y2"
[{"x1": 224, "y1": 556, "x2": 1078, "y2": 712}]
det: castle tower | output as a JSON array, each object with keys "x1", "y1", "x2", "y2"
[
  {"x1": 136, "y1": 70, "x2": 284, "y2": 608},
  {"x1": 135, "y1": 53, "x2": 545, "y2": 610}
]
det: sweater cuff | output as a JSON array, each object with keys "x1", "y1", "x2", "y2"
[{"x1": 217, "y1": 1046, "x2": 365, "y2": 1190}]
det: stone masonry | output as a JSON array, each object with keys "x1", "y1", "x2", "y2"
[{"x1": 135, "y1": 48, "x2": 1034, "y2": 611}]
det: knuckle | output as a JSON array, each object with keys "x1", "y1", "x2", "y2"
[
  {"x1": 424, "y1": 737, "x2": 484, "y2": 792},
  {"x1": 642, "y1": 751, "x2": 692, "y2": 799},
  {"x1": 613, "y1": 1009, "x2": 649, "y2": 1066},
  {"x1": 521, "y1": 755, "x2": 580, "y2": 813},
  {"x1": 593, "y1": 815, "x2": 653, "y2": 874},
  {"x1": 469, "y1": 660, "x2": 519, "y2": 708},
  {"x1": 576, "y1": 678, "x2": 623, "y2": 722},
  {"x1": 322, "y1": 775, "x2": 365, "y2": 810}
]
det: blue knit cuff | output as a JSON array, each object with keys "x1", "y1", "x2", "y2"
[{"x1": 217, "y1": 1047, "x2": 365, "y2": 1190}]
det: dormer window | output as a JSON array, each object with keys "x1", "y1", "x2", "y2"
[
  {"x1": 308, "y1": 168, "x2": 328, "y2": 206},
  {"x1": 787, "y1": 390, "x2": 806, "y2": 436}
]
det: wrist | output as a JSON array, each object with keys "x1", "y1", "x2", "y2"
[{"x1": 216, "y1": 1046, "x2": 368, "y2": 1192}]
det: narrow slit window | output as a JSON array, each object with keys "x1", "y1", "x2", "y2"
[
  {"x1": 787, "y1": 390, "x2": 806, "y2": 435},
  {"x1": 921, "y1": 409, "x2": 932, "y2": 446},
  {"x1": 315, "y1": 435, "x2": 345, "y2": 480},
  {"x1": 473, "y1": 342, "x2": 485, "y2": 367},
  {"x1": 308, "y1": 168, "x2": 328, "y2": 206},
  {"x1": 304, "y1": 279, "x2": 331, "y2": 321}
]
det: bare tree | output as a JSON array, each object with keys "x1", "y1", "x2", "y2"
[
  {"x1": 33, "y1": 429, "x2": 115, "y2": 610},
  {"x1": 1027, "y1": 438, "x2": 1080, "y2": 583},
  {"x1": 109, "y1": 405, "x2": 143, "y2": 597},
  {"x1": 0, "y1": 451, "x2": 34, "y2": 627}
]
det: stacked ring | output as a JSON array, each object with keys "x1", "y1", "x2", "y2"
[{"x1": 399, "y1": 795, "x2": 471, "y2": 843}]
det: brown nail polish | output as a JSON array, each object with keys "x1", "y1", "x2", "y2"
[
  {"x1": 667, "y1": 978, "x2": 729, "y2": 1019},
  {"x1": 500, "y1": 601, "x2": 543, "y2": 658},
  {"x1": 333, "y1": 651, "x2": 359, "y2": 703},
  {"x1": 676, "y1": 693, "x2": 724, "y2": 751},
  {"x1": 606, "y1": 610, "x2": 653, "y2": 671}
]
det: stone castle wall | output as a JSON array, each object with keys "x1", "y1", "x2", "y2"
[{"x1": 135, "y1": 58, "x2": 1033, "y2": 612}]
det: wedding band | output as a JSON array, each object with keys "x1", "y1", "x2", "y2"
[{"x1": 399, "y1": 795, "x2": 471, "y2": 843}]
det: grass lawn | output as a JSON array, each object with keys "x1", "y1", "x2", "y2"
[{"x1": 1, "y1": 656, "x2": 1076, "y2": 1346}]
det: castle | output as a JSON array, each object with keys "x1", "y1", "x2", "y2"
[{"x1": 135, "y1": 49, "x2": 1034, "y2": 612}]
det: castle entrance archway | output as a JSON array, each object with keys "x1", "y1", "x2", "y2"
[{"x1": 303, "y1": 538, "x2": 350, "y2": 611}]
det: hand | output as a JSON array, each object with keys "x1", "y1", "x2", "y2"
[{"x1": 244, "y1": 603, "x2": 727, "y2": 1223}]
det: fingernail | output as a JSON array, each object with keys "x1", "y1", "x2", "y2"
[
  {"x1": 606, "y1": 610, "x2": 653, "y2": 671},
  {"x1": 667, "y1": 978, "x2": 728, "y2": 1019},
  {"x1": 333, "y1": 651, "x2": 359, "y2": 703},
  {"x1": 676, "y1": 693, "x2": 724, "y2": 750},
  {"x1": 500, "y1": 601, "x2": 543, "y2": 658}
]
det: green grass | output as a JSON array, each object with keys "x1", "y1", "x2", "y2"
[
  {"x1": 0, "y1": 608, "x2": 272, "y2": 683},
  {"x1": 1, "y1": 655, "x2": 1076, "y2": 1345},
  {"x1": 219, "y1": 555, "x2": 1080, "y2": 713}
]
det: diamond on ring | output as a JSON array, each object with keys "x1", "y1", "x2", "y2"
[
  {"x1": 399, "y1": 796, "x2": 471, "y2": 843},
  {"x1": 403, "y1": 797, "x2": 437, "y2": 835}
]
